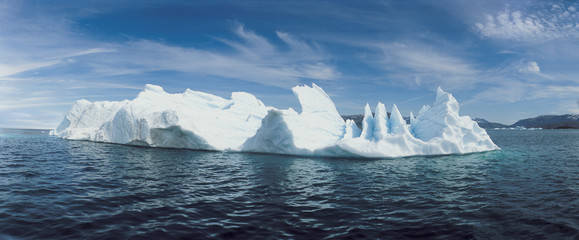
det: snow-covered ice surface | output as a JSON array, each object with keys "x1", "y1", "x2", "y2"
[{"x1": 54, "y1": 84, "x2": 499, "y2": 158}]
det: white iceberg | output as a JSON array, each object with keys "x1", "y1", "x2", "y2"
[{"x1": 54, "y1": 84, "x2": 499, "y2": 158}]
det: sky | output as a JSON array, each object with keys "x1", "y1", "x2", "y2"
[{"x1": 1, "y1": 0, "x2": 578, "y2": 129}]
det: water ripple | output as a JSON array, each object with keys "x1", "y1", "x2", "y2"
[{"x1": 0, "y1": 130, "x2": 578, "y2": 239}]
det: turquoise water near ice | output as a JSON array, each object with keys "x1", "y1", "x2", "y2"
[{"x1": 0, "y1": 129, "x2": 577, "y2": 239}]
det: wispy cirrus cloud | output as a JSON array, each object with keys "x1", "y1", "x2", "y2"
[
  {"x1": 381, "y1": 42, "x2": 477, "y2": 76},
  {"x1": 467, "y1": 82, "x2": 579, "y2": 108},
  {"x1": 87, "y1": 25, "x2": 338, "y2": 88},
  {"x1": 2, "y1": 0, "x2": 579, "y2": 128},
  {"x1": 367, "y1": 41, "x2": 481, "y2": 90},
  {"x1": 0, "y1": 61, "x2": 61, "y2": 78},
  {"x1": 59, "y1": 48, "x2": 118, "y2": 59},
  {"x1": 0, "y1": 1, "x2": 340, "y2": 128},
  {"x1": 1, "y1": 21, "x2": 338, "y2": 86}
]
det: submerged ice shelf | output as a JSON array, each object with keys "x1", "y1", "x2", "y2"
[{"x1": 54, "y1": 84, "x2": 499, "y2": 158}]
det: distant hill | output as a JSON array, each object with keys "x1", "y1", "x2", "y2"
[
  {"x1": 511, "y1": 114, "x2": 579, "y2": 129},
  {"x1": 342, "y1": 114, "x2": 579, "y2": 130},
  {"x1": 473, "y1": 118, "x2": 508, "y2": 129}
]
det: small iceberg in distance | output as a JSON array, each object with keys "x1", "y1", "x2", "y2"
[{"x1": 54, "y1": 84, "x2": 500, "y2": 158}]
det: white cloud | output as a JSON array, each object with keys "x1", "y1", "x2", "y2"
[
  {"x1": 518, "y1": 61, "x2": 541, "y2": 73},
  {"x1": 475, "y1": 4, "x2": 579, "y2": 41}
]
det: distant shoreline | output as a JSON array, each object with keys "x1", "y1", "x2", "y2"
[
  {"x1": 0, "y1": 128, "x2": 52, "y2": 135},
  {"x1": 0, "y1": 128, "x2": 51, "y2": 131}
]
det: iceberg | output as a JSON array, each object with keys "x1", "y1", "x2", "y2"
[{"x1": 54, "y1": 84, "x2": 499, "y2": 158}]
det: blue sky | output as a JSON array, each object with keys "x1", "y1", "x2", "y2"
[{"x1": 1, "y1": 0, "x2": 578, "y2": 128}]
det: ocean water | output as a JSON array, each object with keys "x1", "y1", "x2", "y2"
[{"x1": 0, "y1": 129, "x2": 577, "y2": 239}]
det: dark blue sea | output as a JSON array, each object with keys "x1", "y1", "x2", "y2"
[{"x1": 0, "y1": 129, "x2": 577, "y2": 239}]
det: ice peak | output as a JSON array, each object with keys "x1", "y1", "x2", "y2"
[
  {"x1": 74, "y1": 99, "x2": 91, "y2": 106},
  {"x1": 435, "y1": 86, "x2": 450, "y2": 100},
  {"x1": 344, "y1": 119, "x2": 361, "y2": 139},
  {"x1": 389, "y1": 104, "x2": 408, "y2": 135},
  {"x1": 373, "y1": 102, "x2": 388, "y2": 140},
  {"x1": 360, "y1": 103, "x2": 375, "y2": 140},
  {"x1": 145, "y1": 84, "x2": 164, "y2": 93},
  {"x1": 434, "y1": 87, "x2": 456, "y2": 109},
  {"x1": 364, "y1": 103, "x2": 372, "y2": 115},
  {"x1": 292, "y1": 84, "x2": 339, "y2": 116}
]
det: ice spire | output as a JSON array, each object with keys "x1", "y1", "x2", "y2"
[
  {"x1": 409, "y1": 111, "x2": 416, "y2": 135},
  {"x1": 344, "y1": 119, "x2": 361, "y2": 138},
  {"x1": 373, "y1": 102, "x2": 388, "y2": 141},
  {"x1": 389, "y1": 104, "x2": 408, "y2": 135},
  {"x1": 359, "y1": 103, "x2": 374, "y2": 140}
]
